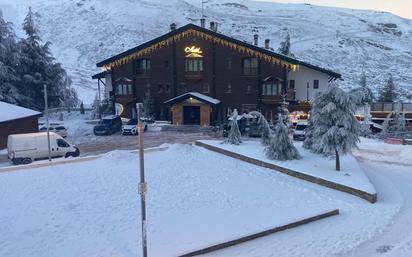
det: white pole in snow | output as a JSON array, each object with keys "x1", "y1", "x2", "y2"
[
  {"x1": 137, "y1": 103, "x2": 148, "y2": 257},
  {"x1": 43, "y1": 84, "x2": 52, "y2": 162}
]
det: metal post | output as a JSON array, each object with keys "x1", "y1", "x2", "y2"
[
  {"x1": 43, "y1": 84, "x2": 52, "y2": 162},
  {"x1": 98, "y1": 79, "x2": 102, "y2": 120},
  {"x1": 137, "y1": 103, "x2": 148, "y2": 257}
]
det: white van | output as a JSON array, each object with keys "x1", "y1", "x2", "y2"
[
  {"x1": 7, "y1": 132, "x2": 80, "y2": 165},
  {"x1": 293, "y1": 121, "x2": 308, "y2": 141}
]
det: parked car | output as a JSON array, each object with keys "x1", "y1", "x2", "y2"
[
  {"x1": 293, "y1": 121, "x2": 308, "y2": 141},
  {"x1": 7, "y1": 132, "x2": 80, "y2": 165},
  {"x1": 93, "y1": 115, "x2": 122, "y2": 135},
  {"x1": 122, "y1": 119, "x2": 148, "y2": 135},
  {"x1": 39, "y1": 124, "x2": 68, "y2": 138}
]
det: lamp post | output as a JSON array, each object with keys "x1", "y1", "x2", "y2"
[
  {"x1": 43, "y1": 84, "x2": 52, "y2": 162},
  {"x1": 137, "y1": 103, "x2": 148, "y2": 257}
]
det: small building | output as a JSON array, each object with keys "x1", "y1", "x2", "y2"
[
  {"x1": 92, "y1": 21, "x2": 341, "y2": 125},
  {"x1": 0, "y1": 101, "x2": 41, "y2": 149}
]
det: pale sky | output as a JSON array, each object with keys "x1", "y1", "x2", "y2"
[{"x1": 258, "y1": 0, "x2": 412, "y2": 19}]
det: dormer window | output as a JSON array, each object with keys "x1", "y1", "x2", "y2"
[{"x1": 136, "y1": 59, "x2": 151, "y2": 74}]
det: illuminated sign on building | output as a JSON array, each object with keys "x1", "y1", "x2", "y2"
[{"x1": 185, "y1": 46, "x2": 203, "y2": 58}]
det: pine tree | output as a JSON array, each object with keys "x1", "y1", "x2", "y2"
[
  {"x1": 249, "y1": 111, "x2": 272, "y2": 146},
  {"x1": 380, "y1": 104, "x2": 407, "y2": 138},
  {"x1": 0, "y1": 11, "x2": 23, "y2": 104},
  {"x1": 304, "y1": 83, "x2": 360, "y2": 171},
  {"x1": 359, "y1": 72, "x2": 373, "y2": 103},
  {"x1": 80, "y1": 101, "x2": 85, "y2": 114},
  {"x1": 17, "y1": 7, "x2": 78, "y2": 110},
  {"x1": 278, "y1": 32, "x2": 293, "y2": 56},
  {"x1": 265, "y1": 114, "x2": 301, "y2": 161},
  {"x1": 223, "y1": 109, "x2": 242, "y2": 145},
  {"x1": 378, "y1": 74, "x2": 397, "y2": 102}
]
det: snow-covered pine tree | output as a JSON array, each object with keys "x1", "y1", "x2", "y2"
[
  {"x1": 359, "y1": 72, "x2": 373, "y2": 103},
  {"x1": 0, "y1": 11, "x2": 23, "y2": 104},
  {"x1": 249, "y1": 111, "x2": 272, "y2": 146},
  {"x1": 223, "y1": 109, "x2": 242, "y2": 145},
  {"x1": 17, "y1": 7, "x2": 78, "y2": 110},
  {"x1": 265, "y1": 114, "x2": 301, "y2": 161},
  {"x1": 304, "y1": 83, "x2": 360, "y2": 171},
  {"x1": 359, "y1": 103, "x2": 372, "y2": 138},
  {"x1": 379, "y1": 104, "x2": 407, "y2": 138},
  {"x1": 378, "y1": 74, "x2": 397, "y2": 102},
  {"x1": 278, "y1": 31, "x2": 293, "y2": 56},
  {"x1": 302, "y1": 116, "x2": 315, "y2": 149}
]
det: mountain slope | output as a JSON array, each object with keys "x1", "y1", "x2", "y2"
[{"x1": 1, "y1": 0, "x2": 411, "y2": 103}]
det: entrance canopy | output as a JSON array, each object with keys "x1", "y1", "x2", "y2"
[{"x1": 164, "y1": 92, "x2": 220, "y2": 106}]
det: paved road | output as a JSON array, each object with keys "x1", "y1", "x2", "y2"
[{"x1": 0, "y1": 131, "x2": 219, "y2": 165}]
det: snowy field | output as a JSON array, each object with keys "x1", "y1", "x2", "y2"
[
  {"x1": 199, "y1": 140, "x2": 376, "y2": 195},
  {"x1": 0, "y1": 141, "x2": 408, "y2": 257}
]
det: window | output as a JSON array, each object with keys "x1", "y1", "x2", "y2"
[
  {"x1": 136, "y1": 59, "x2": 151, "y2": 74},
  {"x1": 226, "y1": 58, "x2": 232, "y2": 70},
  {"x1": 158, "y1": 84, "x2": 163, "y2": 94},
  {"x1": 165, "y1": 84, "x2": 171, "y2": 94},
  {"x1": 242, "y1": 58, "x2": 258, "y2": 75},
  {"x1": 226, "y1": 83, "x2": 232, "y2": 93},
  {"x1": 203, "y1": 83, "x2": 210, "y2": 93},
  {"x1": 185, "y1": 58, "x2": 203, "y2": 72},
  {"x1": 246, "y1": 85, "x2": 252, "y2": 94},
  {"x1": 313, "y1": 80, "x2": 319, "y2": 89},
  {"x1": 289, "y1": 80, "x2": 295, "y2": 89},
  {"x1": 116, "y1": 84, "x2": 133, "y2": 95},
  {"x1": 56, "y1": 139, "x2": 70, "y2": 148},
  {"x1": 262, "y1": 83, "x2": 280, "y2": 96}
]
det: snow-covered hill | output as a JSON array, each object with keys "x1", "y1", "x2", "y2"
[{"x1": 1, "y1": 0, "x2": 411, "y2": 103}]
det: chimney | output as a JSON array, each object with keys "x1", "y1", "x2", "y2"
[
  {"x1": 170, "y1": 23, "x2": 176, "y2": 31},
  {"x1": 265, "y1": 39, "x2": 270, "y2": 49},
  {"x1": 210, "y1": 21, "x2": 215, "y2": 30},
  {"x1": 200, "y1": 18, "x2": 206, "y2": 28},
  {"x1": 253, "y1": 34, "x2": 258, "y2": 46}
]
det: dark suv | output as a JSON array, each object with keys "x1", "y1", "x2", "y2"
[{"x1": 93, "y1": 115, "x2": 122, "y2": 135}]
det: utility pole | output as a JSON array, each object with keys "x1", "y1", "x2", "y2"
[
  {"x1": 43, "y1": 84, "x2": 52, "y2": 162},
  {"x1": 137, "y1": 103, "x2": 148, "y2": 257}
]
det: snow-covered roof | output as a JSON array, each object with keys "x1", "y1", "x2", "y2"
[
  {"x1": 164, "y1": 92, "x2": 221, "y2": 105},
  {"x1": 0, "y1": 101, "x2": 41, "y2": 123}
]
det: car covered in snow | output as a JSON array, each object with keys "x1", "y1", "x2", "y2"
[
  {"x1": 293, "y1": 121, "x2": 308, "y2": 141},
  {"x1": 121, "y1": 119, "x2": 147, "y2": 135},
  {"x1": 39, "y1": 123, "x2": 68, "y2": 138},
  {"x1": 93, "y1": 115, "x2": 122, "y2": 136}
]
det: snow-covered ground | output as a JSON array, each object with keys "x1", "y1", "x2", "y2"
[
  {"x1": 199, "y1": 139, "x2": 376, "y2": 194},
  {"x1": 0, "y1": 140, "x2": 409, "y2": 257},
  {"x1": 1, "y1": 0, "x2": 411, "y2": 103}
]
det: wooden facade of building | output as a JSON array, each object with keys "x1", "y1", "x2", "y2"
[{"x1": 93, "y1": 22, "x2": 341, "y2": 126}]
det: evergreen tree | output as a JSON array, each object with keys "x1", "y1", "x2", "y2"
[
  {"x1": 304, "y1": 83, "x2": 360, "y2": 171},
  {"x1": 379, "y1": 105, "x2": 407, "y2": 138},
  {"x1": 265, "y1": 114, "x2": 301, "y2": 161},
  {"x1": 80, "y1": 101, "x2": 85, "y2": 114},
  {"x1": 91, "y1": 94, "x2": 101, "y2": 119},
  {"x1": 17, "y1": 7, "x2": 78, "y2": 110},
  {"x1": 249, "y1": 111, "x2": 272, "y2": 146},
  {"x1": 278, "y1": 32, "x2": 293, "y2": 56},
  {"x1": 223, "y1": 109, "x2": 242, "y2": 145},
  {"x1": 0, "y1": 11, "x2": 23, "y2": 104},
  {"x1": 359, "y1": 72, "x2": 373, "y2": 103},
  {"x1": 378, "y1": 74, "x2": 397, "y2": 102}
]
